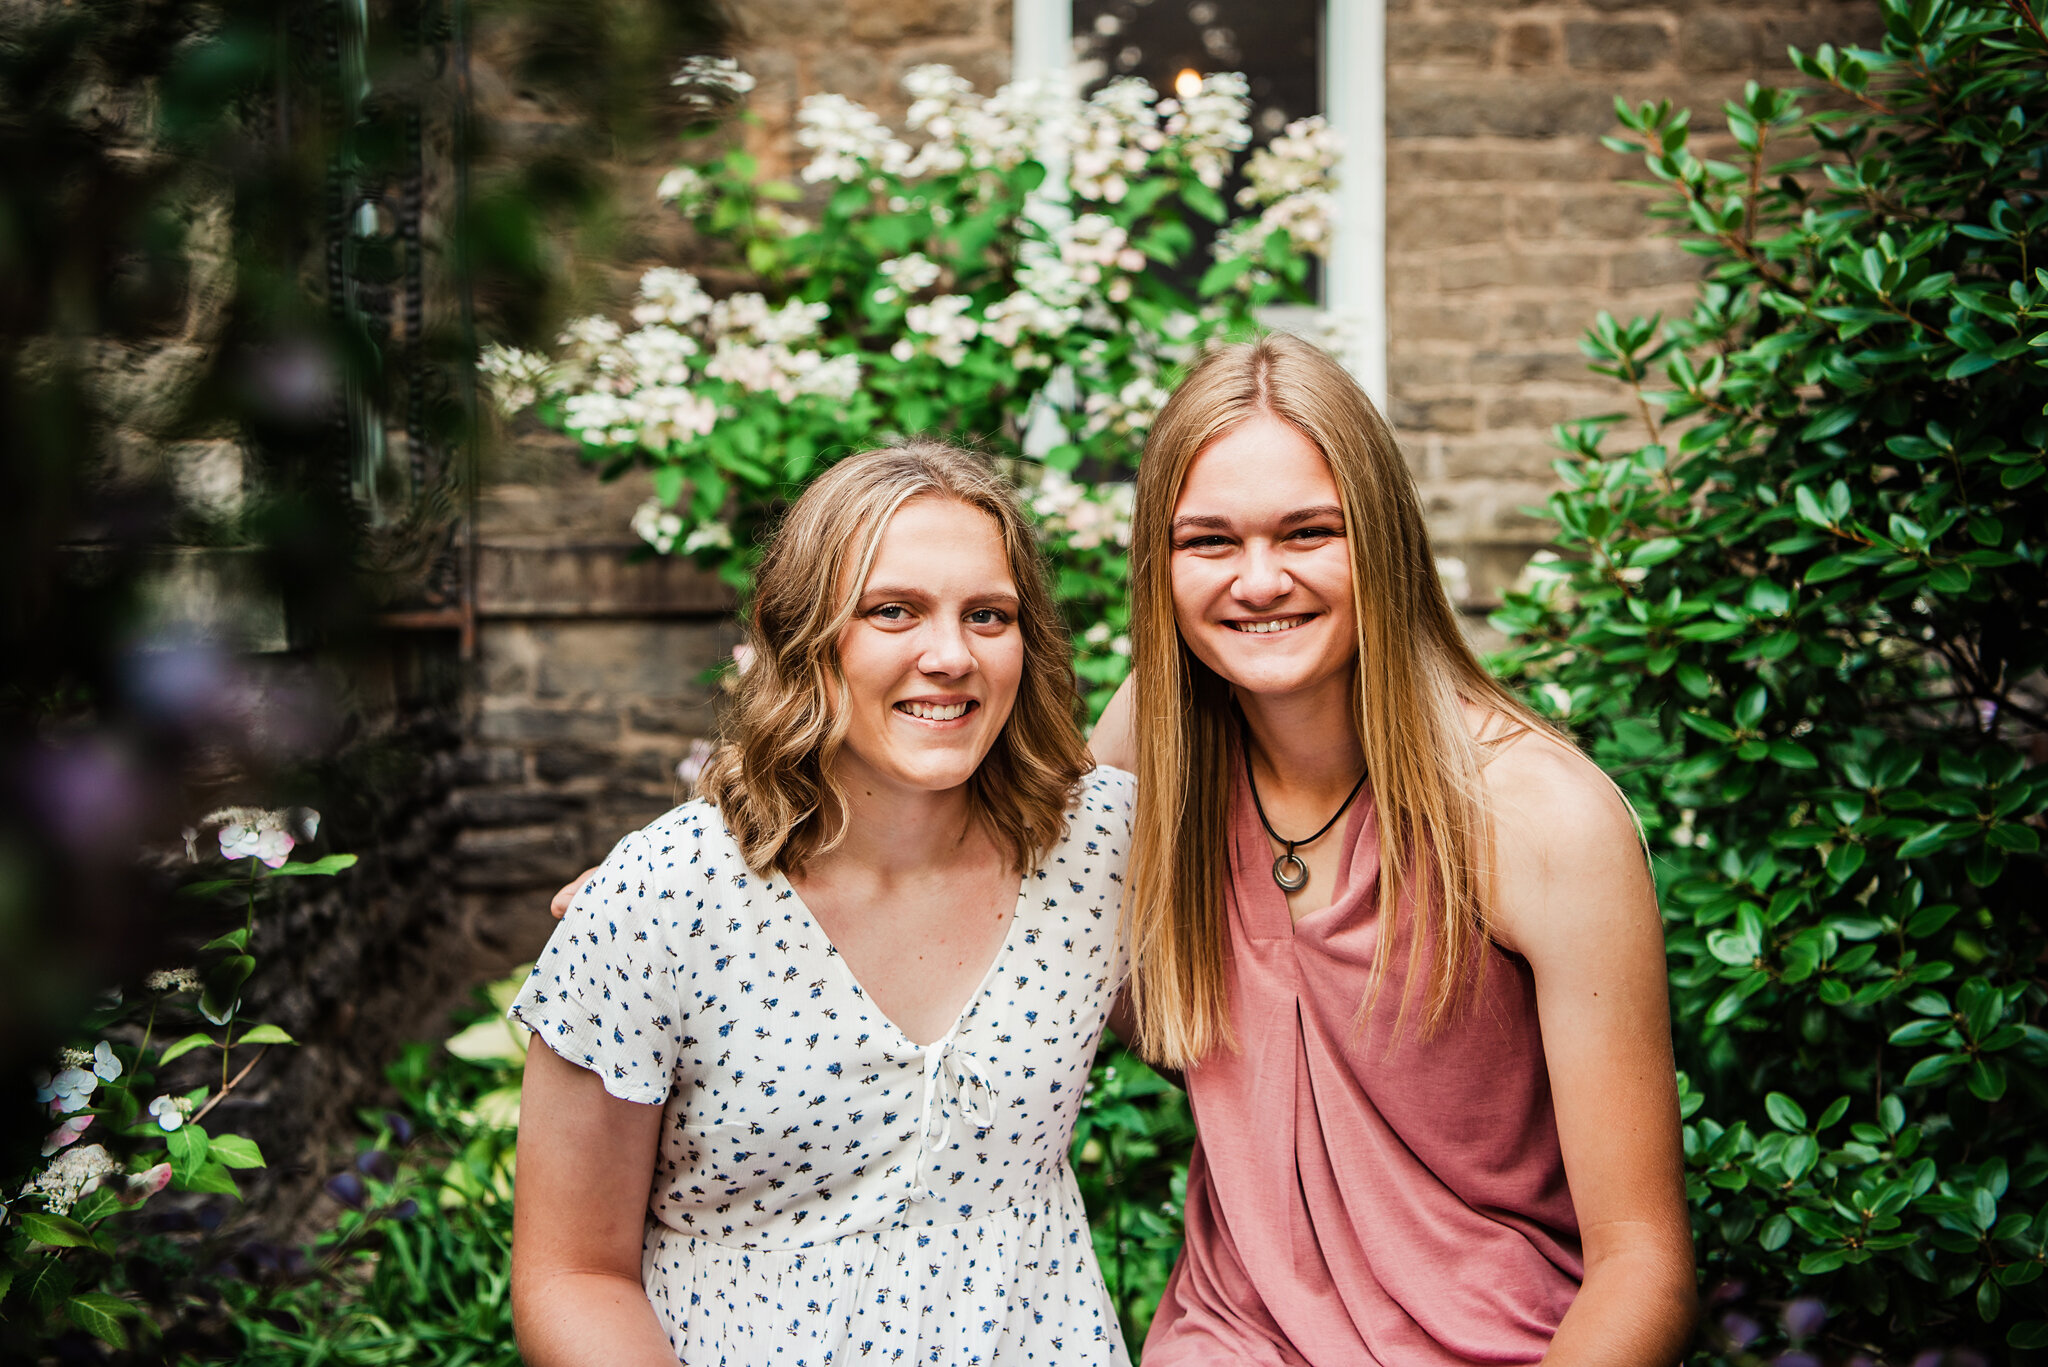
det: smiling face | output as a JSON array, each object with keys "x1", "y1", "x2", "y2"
[
  {"x1": 1168, "y1": 412, "x2": 1358, "y2": 706},
  {"x1": 831, "y1": 495, "x2": 1026, "y2": 800}
]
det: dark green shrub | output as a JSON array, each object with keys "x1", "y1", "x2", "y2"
[{"x1": 1491, "y1": 0, "x2": 2048, "y2": 1358}]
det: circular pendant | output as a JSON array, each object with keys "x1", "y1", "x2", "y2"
[{"x1": 1273, "y1": 852, "x2": 1309, "y2": 892}]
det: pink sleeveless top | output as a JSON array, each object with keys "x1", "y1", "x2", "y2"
[{"x1": 1142, "y1": 758, "x2": 1583, "y2": 1366}]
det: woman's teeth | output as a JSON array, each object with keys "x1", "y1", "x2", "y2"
[
  {"x1": 898, "y1": 700, "x2": 973, "y2": 721},
  {"x1": 1230, "y1": 616, "x2": 1310, "y2": 634}
]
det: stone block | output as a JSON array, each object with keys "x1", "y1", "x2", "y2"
[
  {"x1": 732, "y1": 0, "x2": 848, "y2": 44},
  {"x1": 1388, "y1": 193, "x2": 1506, "y2": 249},
  {"x1": 453, "y1": 790, "x2": 585, "y2": 827},
  {"x1": 1388, "y1": 299, "x2": 1499, "y2": 343},
  {"x1": 848, "y1": 0, "x2": 982, "y2": 42},
  {"x1": 1437, "y1": 255, "x2": 1515, "y2": 292},
  {"x1": 1391, "y1": 397, "x2": 1479, "y2": 434},
  {"x1": 1565, "y1": 21, "x2": 1672, "y2": 72},
  {"x1": 475, "y1": 706, "x2": 621, "y2": 745},
  {"x1": 474, "y1": 541, "x2": 737, "y2": 616},
  {"x1": 1559, "y1": 191, "x2": 1657, "y2": 240},
  {"x1": 1678, "y1": 14, "x2": 1759, "y2": 73},
  {"x1": 1388, "y1": 354, "x2": 1471, "y2": 391},
  {"x1": 1511, "y1": 195, "x2": 1559, "y2": 238},
  {"x1": 1388, "y1": 83, "x2": 1614, "y2": 140},
  {"x1": 535, "y1": 745, "x2": 614, "y2": 783},
  {"x1": 1390, "y1": 144, "x2": 1613, "y2": 185},
  {"x1": 1469, "y1": 352, "x2": 1597, "y2": 386},
  {"x1": 530, "y1": 619, "x2": 739, "y2": 719},
  {"x1": 809, "y1": 47, "x2": 893, "y2": 109},
  {"x1": 1389, "y1": 19, "x2": 1497, "y2": 66},
  {"x1": 1483, "y1": 395, "x2": 1592, "y2": 432},
  {"x1": 1506, "y1": 22, "x2": 1556, "y2": 68},
  {"x1": 1611, "y1": 245, "x2": 1707, "y2": 291},
  {"x1": 446, "y1": 747, "x2": 526, "y2": 786},
  {"x1": 452, "y1": 823, "x2": 584, "y2": 890}
]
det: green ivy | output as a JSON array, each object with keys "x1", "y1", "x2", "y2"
[{"x1": 1491, "y1": 1, "x2": 2048, "y2": 1357}]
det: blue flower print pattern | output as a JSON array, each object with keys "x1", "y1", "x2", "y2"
[{"x1": 510, "y1": 767, "x2": 1136, "y2": 1365}]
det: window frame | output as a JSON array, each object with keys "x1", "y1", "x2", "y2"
[{"x1": 1011, "y1": 0, "x2": 1387, "y2": 405}]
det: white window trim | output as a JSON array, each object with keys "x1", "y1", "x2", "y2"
[{"x1": 1010, "y1": 0, "x2": 1387, "y2": 407}]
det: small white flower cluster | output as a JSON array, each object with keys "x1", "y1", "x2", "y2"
[
  {"x1": 33, "y1": 1041, "x2": 122, "y2": 1118},
  {"x1": 1081, "y1": 373, "x2": 1173, "y2": 439},
  {"x1": 1082, "y1": 619, "x2": 1132, "y2": 658},
  {"x1": 656, "y1": 164, "x2": 709, "y2": 213},
  {"x1": 478, "y1": 344, "x2": 556, "y2": 419},
  {"x1": 205, "y1": 806, "x2": 317, "y2": 869},
  {"x1": 632, "y1": 268, "x2": 715, "y2": 328},
  {"x1": 20, "y1": 1143, "x2": 120, "y2": 1217},
  {"x1": 149, "y1": 1093, "x2": 196, "y2": 1133},
  {"x1": 1224, "y1": 116, "x2": 1343, "y2": 261},
  {"x1": 146, "y1": 967, "x2": 202, "y2": 994},
  {"x1": 632, "y1": 501, "x2": 735, "y2": 557},
  {"x1": 796, "y1": 93, "x2": 911, "y2": 184},
  {"x1": 1029, "y1": 469, "x2": 1136, "y2": 551},
  {"x1": 1070, "y1": 78, "x2": 1165, "y2": 204},
  {"x1": 894, "y1": 295, "x2": 981, "y2": 366},
  {"x1": 671, "y1": 55, "x2": 755, "y2": 114},
  {"x1": 872, "y1": 252, "x2": 942, "y2": 305},
  {"x1": 1161, "y1": 72, "x2": 1253, "y2": 190}
]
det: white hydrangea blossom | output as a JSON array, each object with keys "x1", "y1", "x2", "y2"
[
  {"x1": 1082, "y1": 373, "x2": 1173, "y2": 439},
  {"x1": 146, "y1": 967, "x2": 203, "y2": 994},
  {"x1": 873, "y1": 252, "x2": 942, "y2": 304},
  {"x1": 982, "y1": 291, "x2": 1080, "y2": 350},
  {"x1": 632, "y1": 498, "x2": 685, "y2": 554},
  {"x1": 895, "y1": 294, "x2": 981, "y2": 366},
  {"x1": 477, "y1": 344, "x2": 556, "y2": 417},
  {"x1": 20, "y1": 1143, "x2": 119, "y2": 1217},
  {"x1": 208, "y1": 806, "x2": 314, "y2": 869},
  {"x1": 1082, "y1": 620, "x2": 1133, "y2": 658},
  {"x1": 671, "y1": 55, "x2": 755, "y2": 114},
  {"x1": 1241, "y1": 116, "x2": 1342, "y2": 206},
  {"x1": 1069, "y1": 78, "x2": 1164, "y2": 204},
  {"x1": 1161, "y1": 72, "x2": 1252, "y2": 189},
  {"x1": 633, "y1": 268, "x2": 715, "y2": 328},
  {"x1": 1029, "y1": 469, "x2": 1137, "y2": 550},
  {"x1": 795, "y1": 93, "x2": 911, "y2": 183},
  {"x1": 656, "y1": 165, "x2": 709, "y2": 213}
]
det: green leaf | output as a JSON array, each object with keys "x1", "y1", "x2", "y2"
[
  {"x1": 180, "y1": 1159, "x2": 242, "y2": 1196},
  {"x1": 67, "y1": 1293, "x2": 136, "y2": 1351},
  {"x1": 17, "y1": 1211, "x2": 95, "y2": 1247},
  {"x1": 1765, "y1": 1091, "x2": 1809, "y2": 1131},
  {"x1": 157, "y1": 1031, "x2": 218, "y2": 1065},
  {"x1": 2011, "y1": 1322, "x2": 2048, "y2": 1350},
  {"x1": 208, "y1": 1134, "x2": 266, "y2": 1169},
  {"x1": 199, "y1": 929, "x2": 249, "y2": 953},
  {"x1": 262, "y1": 853, "x2": 358, "y2": 878},
  {"x1": 168, "y1": 1123, "x2": 211, "y2": 1181},
  {"x1": 234, "y1": 1024, "x2": 296, "y2": 1047}
]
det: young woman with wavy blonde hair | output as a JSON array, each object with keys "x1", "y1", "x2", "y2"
[
  {"x1": 511, "y1": 441, "x2": 1138, "y2": 1366},
  {"x1": 1089, "y1": 333, "x2": 1696, "y2": 1365}
]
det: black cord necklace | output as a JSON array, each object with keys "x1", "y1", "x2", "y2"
[{"x1": 1243, "y1": 734, "x2": 1369, "y2": 893}]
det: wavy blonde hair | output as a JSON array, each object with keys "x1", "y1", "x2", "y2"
[
  {"x1": 1125, "y1": 333, "x2": 1563, "y2": 1068},
  {"x1": 698, "y1": 440, "x2": 1089, "y2": 877}
]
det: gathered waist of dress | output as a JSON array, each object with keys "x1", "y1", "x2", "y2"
[{"x1": 646, "y1": 1166, "x2": 1083, "y2": 1255}]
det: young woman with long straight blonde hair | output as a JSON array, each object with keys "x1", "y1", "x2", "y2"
[
  {"x1": 511, "y1": 441, "x2": 1138, "y2": 1366},
  {"x1": 1088, "y1": 333, "x2": 1696, "y2": 1365}
]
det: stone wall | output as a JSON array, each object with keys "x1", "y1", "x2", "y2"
[{"x1": 1385, "y1": 0, "x2": 1883, "y2": 617}]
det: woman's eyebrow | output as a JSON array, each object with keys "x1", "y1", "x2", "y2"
[
  {"x1": 1279, "y1": 504, "x2": 1345, "y2": 527},
  {"x1": 1170, "y1": 513, "x2": 1233, "y2": 533}
]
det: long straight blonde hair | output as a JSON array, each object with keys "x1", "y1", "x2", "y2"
[
  {"x1": 699, "y1": 440, "x2": 1088, "y2": 877},
  {"x1": 1125, "y1": 333, "x2": 1559, "y2": 1068}
]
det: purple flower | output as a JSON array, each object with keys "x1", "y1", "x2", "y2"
[
  {"x1": 1780, "y1": 1297, "x2": 1826, "y2": 1342},
  {"x1": 355, "y1": 1150, "x2": 396, "y2": 1183},
  {"x1": 383, "y1": 1111, "x2": 414, "y2": 1146},
  {"x1": 324, "y1": 1171, "x2": 366, "y2": 1208},
  {"x1": 1720, "y1": 1311, "x2": 1762, "y2": 1349}
]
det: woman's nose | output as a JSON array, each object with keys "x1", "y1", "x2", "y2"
[
  {"x1": 918, "y1": 620, "x2": 977, "y2": 677},
  {"x1": 1233, "y1": 544, "x2": 1294, "y2": 606}
]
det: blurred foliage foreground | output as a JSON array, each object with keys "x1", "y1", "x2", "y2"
[{"x1": 1491, "y1": 0, "x2": 2048, "y2": 1360}]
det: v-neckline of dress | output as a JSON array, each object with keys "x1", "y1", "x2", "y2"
[
  {"x1": 1231, "y1": 749, "x2": 1378, "y2": 942},
  {"x1": 780, "y1": 872, "x2": 1031, "y2": 1051}
]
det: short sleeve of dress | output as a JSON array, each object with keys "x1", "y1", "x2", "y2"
[{"x1": 508, "y1": 827, "x2": 682, "y2": 1106}]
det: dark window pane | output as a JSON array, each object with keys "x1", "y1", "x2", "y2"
[{"x1": 1071, "y1": 0, "x2": 1324, "y2": 298}]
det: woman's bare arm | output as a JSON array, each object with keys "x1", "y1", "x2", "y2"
[
  {"x1": 1485, "y1": 737, "x2": 1697, "y2": 1367},
  {"x1": 1089, "y1": 675, "x2": 1137, "y2": 771},
  {"x1": 511, "y1": 1042, "x2": 675, "y2": 1367}
]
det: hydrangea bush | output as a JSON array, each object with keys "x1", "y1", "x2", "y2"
[
  {"x1": 483, "y1": 59, "x2": 1342, "y2": 712},
  {"x1": 0, "y1": 811, "x2": 353, "y2": 1355},
  {"x1": 1492, "y1": 0, "x2": 2048, "y2": 1357}
]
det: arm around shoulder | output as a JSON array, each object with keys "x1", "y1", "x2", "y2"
[
  {"x1": 1087, "y1": 675, "x2": 1137, "y2": 773},
  {"x1": 1484, "y1": 738, "x2": 1697, "y2": 1367}
]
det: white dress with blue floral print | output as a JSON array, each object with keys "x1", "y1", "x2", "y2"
[{"x1": 510, "y1": 766, "x2": 1136, "y2": 1366}]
